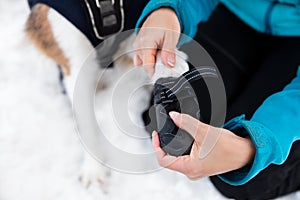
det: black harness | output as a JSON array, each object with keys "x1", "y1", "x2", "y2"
[{"x1": 28, "y1": 0, "x2": 148, "y2": 47}]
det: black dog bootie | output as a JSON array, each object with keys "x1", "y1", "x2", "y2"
[{"x1": 153, "y1": 67, "x2": 218, "y2": 156}]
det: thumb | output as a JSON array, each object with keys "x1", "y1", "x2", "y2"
[
  {"x1": 161, "y1": 32, "x2": 178, "y2": 68},
  {"x1": 169, "y1": 111, "x2": 206, "y2": 139}
]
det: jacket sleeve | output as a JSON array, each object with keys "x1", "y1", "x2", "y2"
[
  {"x1": 135, "y1": 0, "x2": 219, "y2": 45},
  {"x1": 218, "y1": 66, "x2": 300, "y2": 186}
]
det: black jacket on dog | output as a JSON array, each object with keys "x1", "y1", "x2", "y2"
[{"x1": 27, "y1": 0, "x2": 149, "y2": 47}]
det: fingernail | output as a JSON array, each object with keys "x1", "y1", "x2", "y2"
[
  {"x1": 167, "y1": 56, "x2": 175, "y2": 67},
  {"x1": 169, "y1": 111, "x2": 180, "y2": 120},
  {"x1": 152, "y1": 131, "x2": 156, "y2": 137}
]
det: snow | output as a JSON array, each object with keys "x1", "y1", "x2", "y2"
[{"x1": 0, "y1": 1, "x2": 299, "y2": 200}]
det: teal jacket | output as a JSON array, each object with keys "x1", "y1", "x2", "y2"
[
  {"x1": 136, "y1": 0, "x2": 300, "y2": 186},
  {"x1": 136, "y1": 0, "x2": 300, "y2": 40}
]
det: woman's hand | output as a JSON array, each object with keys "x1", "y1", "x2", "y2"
[
  {"x1": 133, "y1": 8, "x2": 181, "y2": 77},
  {"x1": 152, "y1": 111, "x2": 256, "y2": 180}
]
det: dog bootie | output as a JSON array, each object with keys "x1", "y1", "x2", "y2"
[{"x1": 153, "y1": 67, "x2": 218, "y2": 156}]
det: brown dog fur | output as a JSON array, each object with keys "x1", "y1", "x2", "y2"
[{"x1": 25, "y1": 4, "x2": 70, "y2": 76}]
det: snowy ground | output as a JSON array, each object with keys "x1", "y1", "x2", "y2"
[{"x1": 0, "y1": 1, "x2": 299, "y2": 200}]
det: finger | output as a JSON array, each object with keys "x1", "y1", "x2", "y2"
[
  {"x1": 152, "y1": 131, "x2": 168, "y2": 163},
  {"x1": 152, "y1": 131, "x2": 184, "y2": 168},
  {"x1": 152, "y1": 131, "x2": 162, "y2": 150},
  {"x1": 152, "y1": 131, "x2": 176, "y2": 165},
  {"x1": 161, "y1": 48, "x2": 175, "y2": 68},
  {"x1": 133, "y1": 54, "x2": 143, "y2": 66},
  {"x1": 161, "y1": 32, "x2": 178, "y2": 68},
  {"x1": 133, "y1": 38, "x2": 143, "y2": 67},
  {"x1": 142, "y1": 48, "x2": 157, "y2": 77},
  {"x1": 169, "y1": 111, "x2": 207, "y2": 139},
  {"x1": 166, "y1": 155, "x2": 191, "y2": 174},
  {"x1": 133, "y1": 33, "x2": 157, "y2": 75},
  {"x1": 152, "y1": 132, "x2": 193, "y2": 174}
]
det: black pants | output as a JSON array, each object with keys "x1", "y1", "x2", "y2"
[{"x1": 180, "y1": 4, "x2": 300, "y2": 200}]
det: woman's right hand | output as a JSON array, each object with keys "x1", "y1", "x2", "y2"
[
  {"x1": 152, "y1": 112, "x2": 255, "y2": 180},
  {"x1": 133, "y1": 7, "x2": 181, "y2": 77}
]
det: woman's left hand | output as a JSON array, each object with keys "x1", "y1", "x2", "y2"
[{"x1": 152, "y1": 111, "x2": 255, "y2": 180}]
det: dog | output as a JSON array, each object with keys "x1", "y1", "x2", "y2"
[{"x1": 25, "y1": 0, "x2": 189, "y2": 188}]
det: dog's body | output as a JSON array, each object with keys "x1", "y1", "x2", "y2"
[{"x1": 25, "y1": 1, "x2": 189, "y2": 189}]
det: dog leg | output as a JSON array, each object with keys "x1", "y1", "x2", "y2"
[
  {"x1": 47, "y1": 6, "x2": 100, "y2": 101},
  {"x1": 25, "y1": 4, "x2": 70, "y2": 76},
  {"x1": 47, "y1": 7, "x2": 114, "y2": 187},
  {"x1": 26, "y1": 4, "x2": 111, "y2": 188}
]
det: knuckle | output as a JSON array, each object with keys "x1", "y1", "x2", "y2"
[
  {"x1": 161, "y1": 48, "x2": 174, "y2": 55},
  {"x1": 157, "y1": 159, "x2": 166, "y2": 167},
  {"x1": 186, "y1": 165, "x2": 203, "y2": 179},
  {"x1": 139, "y1": 36, "x2": 152, "y2": 44},
  {"x1": 162, "y1": 43, "x2": 176, "y2": 51},
  {"x1": 187, "y1": 175, "x2": 196, "y2": 181},
  {"x1": 187, "y1": 175, "x2": 201, "y2": 181},
  {"x1": 158, "y1": 161, "x2": 163, "y2": 167},
  {"x1": 133, "y1": 41, "x2": 139, "y2": 49},
  {"x1": 159, "y1": 162, "x2": 169, "y2": 169},
  {"x1": 192, "y1": 141, "x2": 201, "y2": 151}
]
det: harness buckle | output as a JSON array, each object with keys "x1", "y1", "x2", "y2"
[{"x1": 84, "y1": 0, "x2": 124, "y2": 39}]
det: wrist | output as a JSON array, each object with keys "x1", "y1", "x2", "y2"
[
  {"x1": 221, "y1": 131, "x2": 255, "y2": 172},
  {"x1": 234, "y1": 136, "x2": 256, "y2": 169}
]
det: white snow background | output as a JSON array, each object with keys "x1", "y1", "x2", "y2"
[{"x1": 0, "y1": 1, "x2": 299, "y2": 199}]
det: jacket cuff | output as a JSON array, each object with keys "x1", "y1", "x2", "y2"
[{"x1": 217, "y1": 115, "x2": 281, "y2": 186}]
